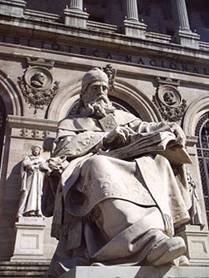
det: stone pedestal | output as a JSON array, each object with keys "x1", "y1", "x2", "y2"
[
  {"x1": 11, "y1": 217, "x2": 46, "y2": 261},
  {"x1": 124, "y1": 20, "x2": 147, "y2": 39},
  {"x1": 0, "y1": 0, "x2": 26, "y2": 18},
  {"x1": 64, "y1": 8, "x2": 89, "y2": 28},
  {"x1": 179, "y1": 225, "x2": 209, "y2": 266},
  {"x1": 175, "y1": 30, "x2": 200, "y2": 49},
  {"x1": 60, "y1": 266, "x2": 209, "y2": 278},
  {"x1": 123, "y1": 0, "x2": 147, "y2": 39}
]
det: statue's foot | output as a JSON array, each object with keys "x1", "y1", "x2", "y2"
[{"x1": 146, "y1": 236, "x2": 186, "y2": 266}]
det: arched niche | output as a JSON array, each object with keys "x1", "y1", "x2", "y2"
[
  {"x1": 0, "y1": 70, "x2": 23, "y2": 116},
  {"x1": 195, "y1": 111, "x2": 209, "y2": 226},
  {"x1": 47, "y1": 78, "x2": 161, "y2": 122},
  {"x1": 0, "y1": 97, "x2": 6, "y2": 165},
  {"x1": 183, "y1": 96, "x2": 209, "y2": 227},
  {"x1": 183, "y1": 96, "x2": 209, "y2": 137}
]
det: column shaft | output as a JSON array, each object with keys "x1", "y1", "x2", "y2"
[
  {"x1": 175, "y1": 0, "x2": 190, "y2": 31},
  {"x1": 126, "y1": 0, "x2": 139, "y2": 21},
  {"x1": 69, "y1": 0, "x2": 83, "y2": 10}
]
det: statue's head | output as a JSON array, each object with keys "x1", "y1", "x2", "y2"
[
  {"x1": 79, "y1": 68, "x2": 114, "y2": 118},
  {"x1": 30, "y1": 72, "x2": 45, "y2": 88},
  {"x1": 31, "y1": 145, "x2": 41, "y2": 156}
]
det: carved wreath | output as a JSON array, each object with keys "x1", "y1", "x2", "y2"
[
  {"x1": 153, "y1": 85, "x2": 187, "y2": 122},
  {"x1": 18, "y1": 66, "x2": 59, "y2": 113}
]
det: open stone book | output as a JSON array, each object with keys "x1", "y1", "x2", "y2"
[
  {"x1": 58, "y1": 130, "x2": 192, "y2": 166},
  {"x1": 104, "y1": 131, "x2": 192, "y2": 166}
]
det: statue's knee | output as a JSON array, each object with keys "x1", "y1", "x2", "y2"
[
  {"x1": 83, "y1": 155, "x2": 108, "y2": 170},
  {"x1": 155, "y1": 155, "x2": 171, "y2": 168}
]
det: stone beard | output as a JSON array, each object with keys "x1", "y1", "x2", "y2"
[{"x1": 79, "y1": 89, "x2": 115, "y2": 118}]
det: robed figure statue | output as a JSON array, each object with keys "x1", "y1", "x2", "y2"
[
  {"x1": 18, "y1": 145, "x2": 45, "y2": 217},
  {"x1": 42, "y1": 68, "x2": 192, "y2": 277}
]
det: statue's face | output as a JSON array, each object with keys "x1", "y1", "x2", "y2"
[
  {"x1": 32, "y1": 147, "x2": 41, "y2": 156},
  {"x1": 81, "y1": 80, "x2": 113, "y2": 118},
  {"x1": 30, "y1": 73, "x2": 45, "y2": 88},
  {"x1": 163, "y1": 91, "x2": 176, "y2": 105},
  {"x1": 85, "y1": 81, "x2": 109, "y2": 105}
]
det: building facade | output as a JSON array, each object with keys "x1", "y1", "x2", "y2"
[{"x1": 0, "y1": 0, "x2": 209, "y2": 269}]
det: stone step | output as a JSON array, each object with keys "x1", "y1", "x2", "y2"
[{"x1": 0, "y1": 262, "x2": 49, "y2": 277}]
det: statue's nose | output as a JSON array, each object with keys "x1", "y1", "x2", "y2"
[{"x1": 98, "y1": 86, "x2": 105, "y2": 94}]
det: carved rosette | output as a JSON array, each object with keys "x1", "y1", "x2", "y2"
[
  {"x1": 18, "y1": 66, "x2": 59, "y2": 113},
  {"x1": 153, "y1": 84, "x2": 187, "y2": 122}
]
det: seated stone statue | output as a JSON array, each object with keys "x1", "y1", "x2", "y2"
[{"x1": 42, "y1": 68, "x2": 191, "y2": 277}]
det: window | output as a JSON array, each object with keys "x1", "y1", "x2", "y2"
[{"x1": 195, "y1": 112, "x2": 209, "y2": 225}]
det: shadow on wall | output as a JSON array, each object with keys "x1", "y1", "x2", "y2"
[{"x1": 0, "y1": 162, "x2": 22, "y2": 260}]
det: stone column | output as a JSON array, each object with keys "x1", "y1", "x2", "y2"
[
  {"x1": 69, "y1": 0, "x2": 83, "y2": 10},
  {"x1": 172, "y1": 0, "x2": 200, "y2": 48},
  {"x1": 126, "y1": 0, "x2": 139, "y2": 21},
  {"x1": 175, "y1": 0, "x2": 190, "y2": 31},
  {"x1": 0, "y1": 0, "x2": 26, "y2": 17},
  {"x1": 64, "y1": 0, "x2": 89, "y2": 28},
  {"x1": 123, "y1": 0, "x2": 147, "y2": 38}
]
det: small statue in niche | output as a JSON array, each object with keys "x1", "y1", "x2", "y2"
[{"x1": 17, "y1": 145, "x2": 46, "y2": 218}]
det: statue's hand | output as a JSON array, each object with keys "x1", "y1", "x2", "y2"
[
  {"x1": 47, "y1": 156, "x2": 69, "y2": 175},
  {"x1": 169, "y1": 123, "x2": 186, "y2": 147},
  {"x1": 25, "y1": 164, "x2": 34, "y2": 172},
  {"x1": 103, "y1": 126, "x2": 131, "y2": 149}
]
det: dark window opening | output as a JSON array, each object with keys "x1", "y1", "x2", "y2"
[{"x1": 0, "y1": 97, "x2": 6, "y2": 168}]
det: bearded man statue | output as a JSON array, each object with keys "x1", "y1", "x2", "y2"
[{"x1": 42, "y1": 67, "x2": 192, "y2": 278}]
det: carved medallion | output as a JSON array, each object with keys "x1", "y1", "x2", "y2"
[
  {"x1": 18, "y1": 66, "x2": 59, "y2": 113},
  {"x1": 153, "y1": 84, "x2": 187, "y2": 122}
]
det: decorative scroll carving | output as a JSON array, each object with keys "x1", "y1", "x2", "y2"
[
  {"x1": 153, "y1": 78, "x2": 186, "y2": 122},
  {"x1": 18, "y1": 62, "x2": 59, "y2": 113}
]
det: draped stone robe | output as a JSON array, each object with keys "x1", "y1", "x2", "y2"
[{"x1": 42, "y1": 109, "x2": 191, "y2": 270}]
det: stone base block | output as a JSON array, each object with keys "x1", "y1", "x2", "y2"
[
  {"x1": 11, "y1": 217, "x2": 46, "y2": 261},
  {"x1": 60, "y1": 266, "x2": 209, "y2": 278},
  {"x1": 124, "y1": 20, "x2": 147, "y2": 39},
  {"x1": 0, "y1": 0, "x2": 26, "y2": 17},
  {"x1": 175, "y1": 30, "x2": 200, "y2": 48},
  {"x1": 179, "y1": 225, "x2": 209, "y2": 266},
  {"x1": 64, "y1": 8, "x2": 89, "y2": 28}
]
